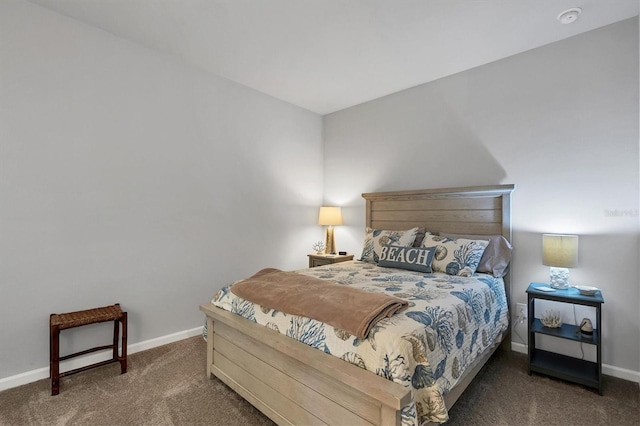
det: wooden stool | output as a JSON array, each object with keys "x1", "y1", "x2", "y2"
[{"x1": 50, "y1": 303, "x2": 127, "y2": 395}]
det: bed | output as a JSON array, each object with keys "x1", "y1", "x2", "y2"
[{"x1": 199, "y1": 184, "x2": 515, "y2": 425}]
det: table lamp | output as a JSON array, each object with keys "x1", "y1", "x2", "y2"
[
  {"x1": 318, "y1": 206, "x2": 342, "y2": 254},
  {"x1": 542, "y1": 234, "x2": 578, "y2": 289}
]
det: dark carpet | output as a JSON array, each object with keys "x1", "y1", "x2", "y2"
[
  {"x1": 446, "y1": 349, "x2": 639, "y2": 425},
  {"x1": 0, "y1": 336, "x2": 637, "y2": 425}
]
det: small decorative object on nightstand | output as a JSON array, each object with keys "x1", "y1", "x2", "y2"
[
  {"x1": 540, "y1": 310, "x2": 562, "y2": 328},
  {"x1": 311, "y1": 241, "x2": 326, "y2": 255},
  {"x1": 308, "y1": 253, "x2": 354, "y2": 268},
  {"x1": 527, "y1": 282, "x2": 604, "y2": 395}
]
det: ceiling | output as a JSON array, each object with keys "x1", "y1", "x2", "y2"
[{"x1": 27, "y1": 0, "x2": 639, "y2": 115}]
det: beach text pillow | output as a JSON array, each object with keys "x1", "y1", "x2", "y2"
[
  {"x1": 360, "y1": 227, "x2": 420, "y2": 263},
  {"x1": 378, "y1": 245, "x2": 436, "y2": 273}
]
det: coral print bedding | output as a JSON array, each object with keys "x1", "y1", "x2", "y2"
[{"x1": 212, "y1": 260, "x2": 508, "y2": 425}]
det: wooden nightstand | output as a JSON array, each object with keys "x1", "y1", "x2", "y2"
[{"x1": 308, "y1": 253, "x2": 354, "y2": 268}]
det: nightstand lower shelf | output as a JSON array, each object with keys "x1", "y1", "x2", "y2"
[
  {"x1": 529, "y1": 349, "x2": 600, "y2": 391},
  {"x1": 531, "y1": 319, "x2": 599, "y2": 343}
]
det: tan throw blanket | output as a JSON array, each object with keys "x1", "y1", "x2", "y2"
[{"x1": 230, "y1": 268, "x2": 408, "y2": 339}]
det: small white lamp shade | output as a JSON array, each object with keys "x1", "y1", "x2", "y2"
[
  {"x1": 318, "y1": 207, "x2": 342, "y2": 254},
  {"x1": 542, "y1": 234, "x2": 578, "y2": 289}
]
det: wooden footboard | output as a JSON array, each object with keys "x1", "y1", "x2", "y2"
[
  {"x1": 200, "y1": 303, "x2": 411, "y2": 425},
  {"x1": 200, "y1": 302, "x2": 504, "y2": 426}
]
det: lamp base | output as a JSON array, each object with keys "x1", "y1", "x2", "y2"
[
  {"x1": 325, "y1": 226, "x2": 336, "y2": 254},
  {"x1": 549, "y1": 267, "x2": 570, "y2": 290}
]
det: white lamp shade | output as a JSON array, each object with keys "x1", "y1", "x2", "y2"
[
  {"x1": 318, "y1": 206, "x2": 343, "y2": 226},
  {"x1": 542, "y1": 234, "x2": 579, "y2": 268}
]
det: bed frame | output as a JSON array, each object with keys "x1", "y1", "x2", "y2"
[{"x1": 200, "y1": 184, "x2": 515, "y2": 425}]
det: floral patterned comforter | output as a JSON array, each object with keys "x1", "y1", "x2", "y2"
[{"x1": 211, "y1": 260, "x2": 508, "y2": 425}]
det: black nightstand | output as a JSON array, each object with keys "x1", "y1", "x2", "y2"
[{"x1": 526, "y1": 282, "x2": 604, "y2": 394}]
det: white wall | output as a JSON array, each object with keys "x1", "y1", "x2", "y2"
[
  {"x1": 324, "y1": 19, "x2": 640, "y2": 375},
  {"x1": 0, "y1": 0, "x2": 323, "y2": 379}
]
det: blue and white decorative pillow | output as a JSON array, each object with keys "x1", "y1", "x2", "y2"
[
  {"x1": 420, "y1": 235, "x2": 489, "y2": 276},
  {"x1": 360, "y1": 227, "x2": 420, "y2": 263},
  {"x1": 378, "y1": 245, "x2": 436, "y2": 273}
]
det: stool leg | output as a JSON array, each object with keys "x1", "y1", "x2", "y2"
[
  {"x1": 112, "y1": 318, "x2": 119, "y2": 362},
  {"x1": 120, "y1": 312, "x2": 127, "y2": 374},
  {"x1": 50, "y1": 320, "x2": 60, "y2": 396}
]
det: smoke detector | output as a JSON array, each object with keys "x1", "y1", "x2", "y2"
[{"x1": 557, "y1": 8, "x2": 582, "y2": 24}]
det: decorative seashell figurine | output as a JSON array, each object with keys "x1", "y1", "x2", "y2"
[
  {"x1": 312, "y1": 241, "x2": 326, "y2": 254},
  {"x1": 540, "y1": 310, "x2": 563, "y2": 328}
]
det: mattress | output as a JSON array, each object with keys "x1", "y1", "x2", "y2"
[{"x1": 211, "y1": 260, "x2": 508, "y2": 425}]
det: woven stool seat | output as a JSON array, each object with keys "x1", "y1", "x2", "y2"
[
  {"x1": 50, "y1": 303, "x2": 127, "y2": 395},
  {"x1": 51, "y1": 305, "x2": 123, "y2": 330}
]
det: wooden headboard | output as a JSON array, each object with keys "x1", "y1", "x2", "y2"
[
  {"x1": 362, "y1": 184, "x2": 515, "y2": 242},
  {"x1": 362, "y1": 184, "x2": 516, "y2": 350}
]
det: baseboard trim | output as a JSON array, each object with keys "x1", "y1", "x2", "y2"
[
  {"x1": 601, "y1": 363, "x2": 640, "y2": 383},
  {"x1": 0, "y1": 326, "x2": 203, "y2": 392},
  {"x1": 511, "y1": 341, "x2": 527, "y2": 354},
  {"x1": 511, "y1": 341, "x2": 640, "y2": 383}
]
